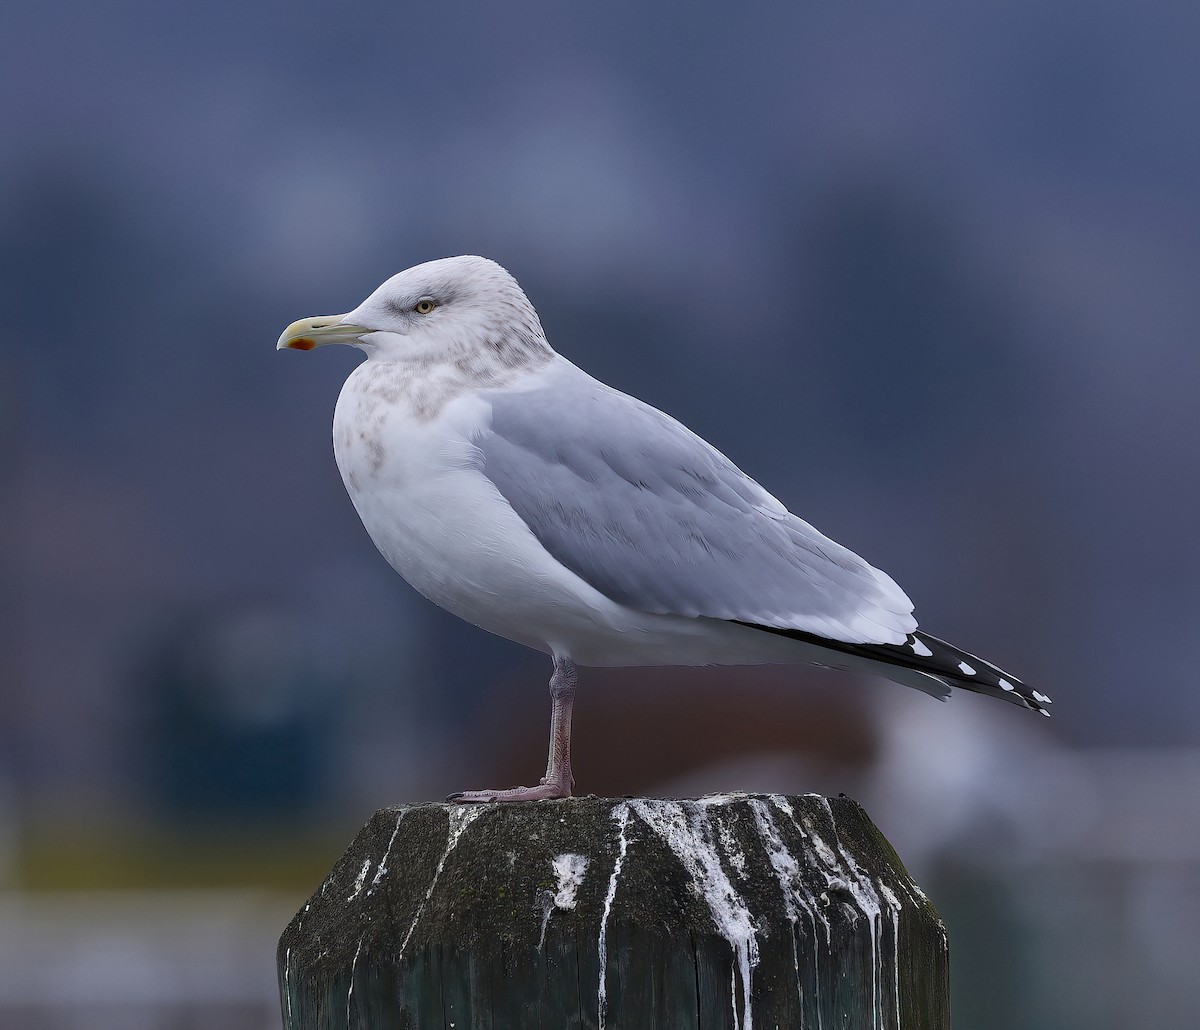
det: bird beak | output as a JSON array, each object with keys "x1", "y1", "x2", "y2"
[{"x1": 276, "y1": 316, "x2": 373, "y2": 351}]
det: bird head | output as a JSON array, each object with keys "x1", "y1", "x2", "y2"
[{"x1": 276, "y1": 255, "x2": 550, "y2": 365}]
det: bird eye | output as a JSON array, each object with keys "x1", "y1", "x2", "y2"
[{"x1": 415, "y1": 298, "x2": 437, "y2": 315}]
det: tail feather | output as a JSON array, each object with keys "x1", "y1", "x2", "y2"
[{"x1": 735, "y1": 622, "x2": 1051, "y2": 716}]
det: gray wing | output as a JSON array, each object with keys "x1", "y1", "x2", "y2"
[{"x1": 477, "y1": 372, "x2": 916, "y2": 644}]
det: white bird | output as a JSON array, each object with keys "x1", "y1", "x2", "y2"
[{"x1": 278, "y1": 256, "x2": 1049, "y2": 802}]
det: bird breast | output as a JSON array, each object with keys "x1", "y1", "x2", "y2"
[{"x1": 329, "y1": 361, "x2": 617, "y2": 654}]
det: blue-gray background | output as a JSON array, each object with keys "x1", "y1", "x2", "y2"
[{"x1": 2, "y1": 2, "x2": 1197, "y2": 1027}]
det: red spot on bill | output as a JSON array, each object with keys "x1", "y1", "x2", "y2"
[{"x1": 288, "y1": 337, "x2": 317, "y2": 350}]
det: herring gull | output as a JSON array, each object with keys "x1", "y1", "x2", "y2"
[{"x1": 278, "y1": 255, "x2": 1050, "y2": 802}]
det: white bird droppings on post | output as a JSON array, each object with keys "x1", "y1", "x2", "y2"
[
  {"x1": 718, "y1": 818, "x2": 749, "y2": 879},
  {"x1": 539, "y1": 853, "x2": 590, "y2": 950},
  {"x1": 345, "y1": 933, "x2": 364, "y2": 1025},
  {"x1": 749, "y1": 798, "x2": 829, "y2": 1022},
  {"x1": 552, "y1": 853, "x2": 589, "y2": 909},
  {"x1": 397, "y1": 807, "x2": 481, "y2": 958},
  {"x1": 805, "y1": 797, "x2": 895, "y2": 1029},
  {"x1": 619, "y1": 792, "x2": 916, "y2": 1029},
  {"x1": 629, "y1": 798, "x2": 760, "y2": 1030},
  {"x1": 597, "y1": 802, "x2": 631, "y2": 1030},
  {"x1": 283, "y1": 947, "x2": 293, "y2": 1022},
  {"x1": 879, "y1": 884, "x2": 904, "y2": 1030},
  {"x1": 370, "y1": 812, "x2": 405, "y2": 892},
  {"x1": 348, "y1": 858, "x2": 372, "y2": 901}
]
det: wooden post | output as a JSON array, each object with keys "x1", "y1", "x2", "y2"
[{"x1": 278, "y1": 793, "x2": 949, "y2": 1029}]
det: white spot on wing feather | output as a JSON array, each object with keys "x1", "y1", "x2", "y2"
[{"x1": 909, "y1": 636, "x2": 934, "y2": 657}]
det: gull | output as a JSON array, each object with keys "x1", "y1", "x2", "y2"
[{"x1": 278, "y1": 256, "x2": 1049, "y2": 802}]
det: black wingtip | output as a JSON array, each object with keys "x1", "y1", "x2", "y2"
[
  {"x1": 735, "y1": 620, "x2": 1049, "y2": 715},
  {"x1": 897, "y1": 630, "x2": 1050, "y2": 715}
]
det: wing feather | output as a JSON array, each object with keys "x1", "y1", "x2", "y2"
[{"x1": 477, "y1": 369, "x2": 915, "y2": 644}]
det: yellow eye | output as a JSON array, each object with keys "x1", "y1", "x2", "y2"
[{"x1": 415, "y1": 298, "x2": 437, "y2": 315}]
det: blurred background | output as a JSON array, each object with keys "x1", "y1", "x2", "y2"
[{"x1": 2, "y1": 0, "x2": 1198, "y2": 1026}]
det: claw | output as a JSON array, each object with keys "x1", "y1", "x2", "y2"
[{"x1": 447, "y1": 780, "x2": 572, "y2": 804}]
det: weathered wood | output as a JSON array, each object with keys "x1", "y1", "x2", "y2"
[{"x1": 278, "y1": 793, "x2": 949, "y2": 1029}]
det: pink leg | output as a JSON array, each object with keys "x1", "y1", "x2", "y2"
[{"x1": 448, "y1": 656, "x2": 577, "y2": 803}]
